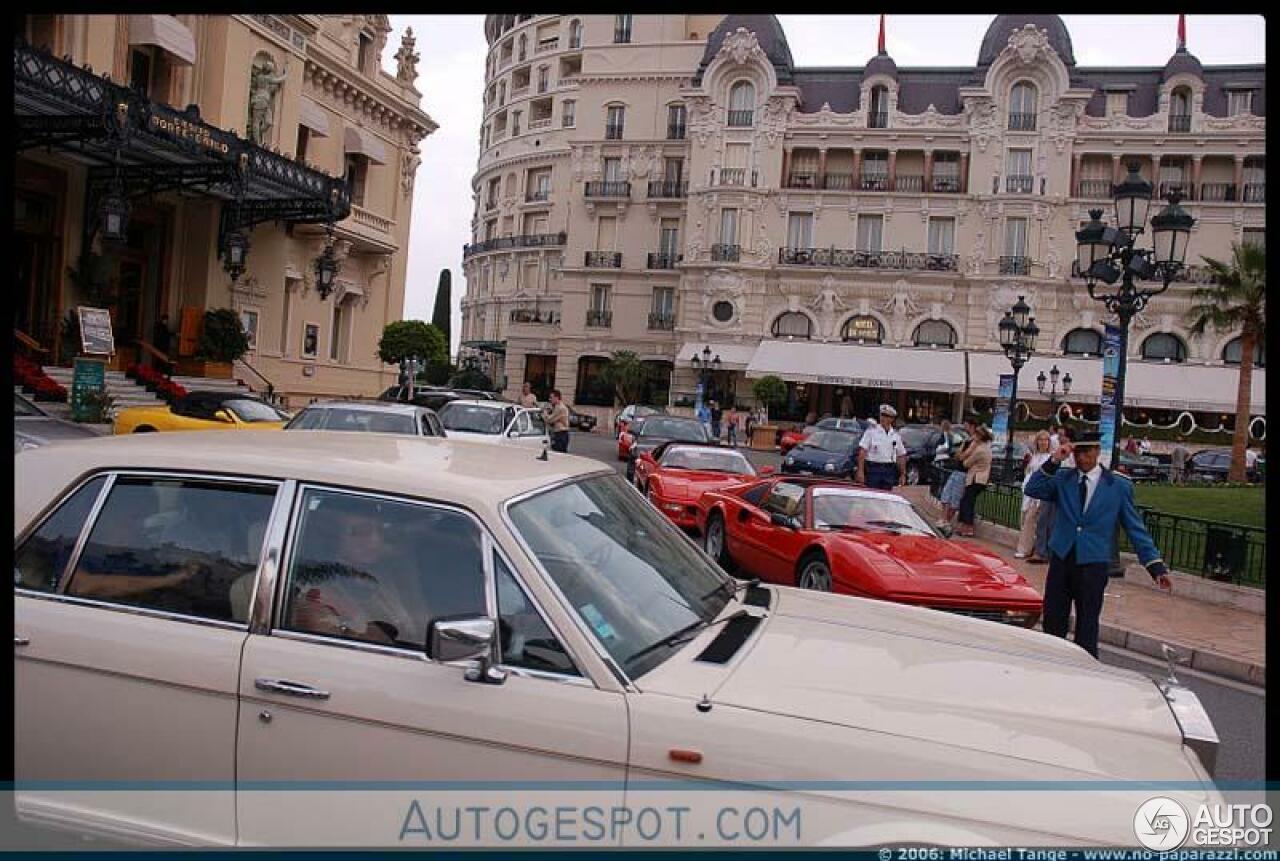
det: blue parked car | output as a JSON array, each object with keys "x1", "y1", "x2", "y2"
[{"x1": 781, "y1": 428, "x2": 863, "y2": 479}]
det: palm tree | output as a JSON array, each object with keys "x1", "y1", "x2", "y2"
[{"x1": 1185, "y1": 242, "x2": 1265, "y2": 482}]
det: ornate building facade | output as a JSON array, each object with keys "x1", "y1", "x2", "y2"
[
  {"x1": 462, "y1": 14, "x2": 1263, "y2": 432},
  {"x1": 15, "y1": 15, "x2": 436, "y2": 406}
]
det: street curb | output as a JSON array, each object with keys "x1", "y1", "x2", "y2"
[{"x1": 901, "y1": 487, "x2": 1266, "y2": 688}]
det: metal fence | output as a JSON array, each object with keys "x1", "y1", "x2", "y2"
[{"x1": 929, "y1": 469, "x2": 1265, "y2": 587}]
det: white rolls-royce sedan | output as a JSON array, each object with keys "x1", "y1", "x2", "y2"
[{"x1": 13, "y1": 432, "x2": 1220, "y2": 848}]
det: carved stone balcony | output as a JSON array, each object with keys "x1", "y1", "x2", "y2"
[
  {"x1": 584, "y1": 251, "x2": 622, "y2": 268},
  {"x1": 779, "y1": 247, "x2": 959, "y2": 272}
]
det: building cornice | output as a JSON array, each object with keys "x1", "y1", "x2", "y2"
[{"x1": 303, "y1": 50, "x2": 437, "y2": 145}]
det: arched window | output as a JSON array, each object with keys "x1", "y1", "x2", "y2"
[
  {"x1": 868, "y1": 85, "x2": 889, "y2": 128},
  {"x1": 1062, "y1": 328, "x2": 1103, "y2": 356},
  {"x1": 728, "y1": 81, "x2": 755, "y2": 127},
  {"x1": 1169, "y1": 87, "x2": 1192, "y2": 131},
  {"x1": 1009, "y1": 81, "x2": 1037, "y2": 130},
  {"x1": 569, "y1": 19, "x2": 582, "y2": 49},
  {"x1": 1141, "y1": 332, "x2": 1187, "y2": 363},
  {"x1": 841, "y1": 315, "x2": 884, "y2": 344},
  {"x1": 771, "y1": 312, "x2": 812, "y2": 339},
  {"x1": 1223, "y1": 337, "x2": 1265, "y2": 368},
  {"x1": 912, "y1": 319, "x2": 957, "y2": 348}
]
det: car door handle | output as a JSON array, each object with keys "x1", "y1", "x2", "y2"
[
  {"x1": 14, "y1": 636, "x2": 30, "y2": 647},
  {"x1": 255, "y1": 678, "x2": 331, "y2": 700}
]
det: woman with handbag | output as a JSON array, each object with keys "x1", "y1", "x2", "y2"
[
  {"x1": 936, "y1": 418, "x2": 974, "y2": 531},
  {"x1": 955, "y1": 425, "x2": 993, "y2": 537}
]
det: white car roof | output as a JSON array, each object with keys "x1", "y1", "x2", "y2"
[
  {"x1": 300, "y1": 401, "x2": 426, "y2": 415},
  {"x1": 442, "y1": 399, "x2": 527, "y2": 412},
  {"x1": 14, "y1": 431, "x2": 608, "y2": 534}
]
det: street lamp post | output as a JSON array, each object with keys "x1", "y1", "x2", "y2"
[
  {"x1": 690, "y1": 345, "x2": 722, "y2": 413},
  {"x1": 1036, "y1": 364, "x2": 1072, "y2": 423},
  {"x1": 997, "y1": 295, "x2": 1040, "y2": 482},
  {"x1": 1074, "y1": 163, "x2": 1196, "y2": 473}
]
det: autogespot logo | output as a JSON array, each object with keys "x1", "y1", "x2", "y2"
[{"x1": 1134, "y1": 796, "x2": 1190, "y2": 850}]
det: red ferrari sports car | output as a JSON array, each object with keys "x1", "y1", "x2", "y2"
[
  {"x1": 634, "y1": 442, "x2": 771, "y2": 529},
  {"x1": 779, "y1": 426, "x2": 811, "y2": 454},
  {"x1": 695, "y1": 476, "x2": 1043, "y2": 627},
  {"x1": 616, "y1": 416, "x2": 648, "y2": 461}
]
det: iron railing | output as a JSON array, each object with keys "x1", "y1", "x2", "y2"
[
  {"x1": 463, "y1": 231, "x2": 566, "y2": 258},
  {"x1": 786, "y1": 172, "x2": 818, "y2": 189},
  {"x1": 648, "y1": 313, "x2": 676, "y2": 330},
  {"x1": 711, "y1": 244, "x2": 740, "y2": 262},
  {"x1": 932, "y1": 176, "x2": 961, "y2": 193},
  {"x1": 1199, "y1": 182, "x2": 1236, "y2": 202},
  {"x1": 525, "y1": 188, "x2": 551, "y2": 202},
  {"x1": 1008, "y1": 112, "x2": 1036, "y2": 131},
  {"x1": 1243, "y1": 183, "x2": 1265, "y2": 203},
  {"x1": 999, "y1": 256, "x2": 1031, "y2": 275},
  {"x1": 1169, "y1": 114, "x2": 1192, "y2": 133},
  {"x1": 647, "y1": 252, "x2": 681, "y2": 269},
  {"x1": 586, "y1": 309, "x2": 613, "y2": 327},
  {"x1": 824, "y1": 173, "x2": 854, "y2": 190},
  {"x1": 508, "y1": 309, "x2": 560, "y2": 325},
  {"x1": 779, "y1": 247, "x2": 959, "y2": 271},
  {"x1": 718, "y1": 168, "x2": 747, "y2": 186},
  {"x1": 1070, "y1": 259, "x2": 1217, "y2": 285},
  {"x1": 585, "y1": 251, "x2": 622, "y2": 268},
  {"x1": 584, "y1": 180, "x2": 630, "y2": 198},
  {"x1": 895, "y1": 175, "x2": 924, "y2": 193},
  {"x1": 1077, "y1": 179, "x2": 1112, "y2": 198},
  {"x1": 929, "y1": 469, "x2": 1264, "y2": 586},
  {"x1": 1158, "y1": 181, "x2": 1187, "y2": 200},
  {"x1": 1005, "y1": 175, "x2": 1034, "y2": 193},
  {"x1": 727, "y1": 109, "x2": 754, "y2": 127},
  {"x1": 646, "y1": 180, "x2": 687, "y2": 198},
  {"x1": 860, "y1": 174, "x2": 890, "y2": 191}
]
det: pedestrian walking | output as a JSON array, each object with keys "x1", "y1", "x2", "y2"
[
  {"x1": 1170, "y1": 436, "x2": 1189, "y2": 484},
  {"x1": 725, "y1": 406, "x2": 738, "y2": 447},
  {"x1": 542, "y1": 389, "x2": 571, "y2": 453},
  {"x1": 710, "y1": 400, "x2": 723, "y2": 442},
  {"x1": 519, "y1": 382, "x2": 539, "y2": 409},
  {"x1": 855, "y1": 404, "x2": 907, "y2": 489},
  {"x1": 744, "y1": 409, "x2": 756, "y2": 442},
  {"x1": 954, "y1": 424, "x2": 993, "y2": 537},
  {"x1": 1140, "y1": 436, "x2": 1152, "y2": 456},
  {"x1": 1015, "y1": 431, "x2": 1053, "y2": 558},
  {"x1": 1024, "y1": 431, "x2": 1172, "y2": 658}
]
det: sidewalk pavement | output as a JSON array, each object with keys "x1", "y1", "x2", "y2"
[{"x1": 900, "y1": 486, "x2": 1265, "y2": 687}]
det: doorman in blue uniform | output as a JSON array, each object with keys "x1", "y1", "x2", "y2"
[{"x1": 1023, "y1": 431, "x2": 1172, "y2": 657}]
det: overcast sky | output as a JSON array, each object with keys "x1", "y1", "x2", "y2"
[{"x1": 384, "y1": 14, "x2": 1265, "y2": 355}]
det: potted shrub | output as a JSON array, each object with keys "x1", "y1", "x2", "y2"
[{"x1": 183, "y1": 308, "x2": 249, "y2": 379}]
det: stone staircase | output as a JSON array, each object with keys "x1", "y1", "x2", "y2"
[{"x1": 26, "y1": 366, "x2": 254, "y2": 424}]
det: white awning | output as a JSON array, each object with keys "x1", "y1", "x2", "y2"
[
  {"x1": 967, "y1": 352, "x2": 1265, "y2": 413},
  {"x1": 298, "y1": 98, "x2": 330, "y2": 137},
  {"x1": 676, "y1": 341, "x2": 758, "y2": 369},
  {"x1": 344, "y1": 125, "x2": 387, "y2": 165},
  {"x1": 128, "y1": 15, "x2": 196, "y2": 66},
  {"x1": 745, "y1": 340, "x2": 966, "y2": 393}
]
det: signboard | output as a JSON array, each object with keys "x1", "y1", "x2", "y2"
[
  {"x1": 1098, "y1": 323, "x2": 1123, "y2": 469},
  {"x1": 812, "y1": 375, "x2": 895, "y2": 388},
  {"x1": 991, "y1": 373, "x2": 1015, "y2": 451},
  {"x1": 71, "y1": 357, "x2": 107, "y2": 423},
  {"x1": 76, "y1": 306, "x2": 115, "y2": 356}
]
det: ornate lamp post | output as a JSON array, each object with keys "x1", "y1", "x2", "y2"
[
  {"x1": 313, "y1": 226, "x2": 342, "y2": 301},
  {"x1": 690, "y1": 344, "x2": 722, "y2": 412},
  {"x1": 221, "y1": 228, "x2": 250, "y2": 283},
  {"x1": 97, "y1": 179, "x2": 130, "y2": 243},
  {"x1": 1074, "y1": 163, "x2": 1195, "y2": 472},
  {"x1": 997, "y1": 295, "x2": 1039, "y2": 482},
  {"x1": 1036, "y1": 364, "x2": 1072, "y2": 422}
]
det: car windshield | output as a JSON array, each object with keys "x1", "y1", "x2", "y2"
[
  {"x1": 508, "y1": 474, "x2": 733, "y2": 679},
  {"x1": 660, "y1": 446, "x2": 755, "y2": 475},
  {"x1": 817, "y1": 418, "x2": 861, "y2": 431},
  {"x1": 294, "y1": 408, "x2": 417, "y2": 435},
  {"x1": 225, "y1": 399, "x2": 289, "y2": 423},
  {"x1": 639, "y1": 418, "x2": 707, "y2": 442},
  {"x1": 806, "y1": 430, "x2": 858, "y2": 452},
  {"x1": 439, "y1": 403, "x2": 504, "y2": 434},
  {"x1": 14, "y1": 393, "x2": 43, "y2": 417},
  {"x1": 811, "y1": 489, "x2": 937, "y2": 536}
]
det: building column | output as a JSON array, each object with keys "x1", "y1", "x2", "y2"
[
  {"x1": 1112, "y1": 154, "x2": 1124, "y2": 185},
  {"x1": 1232, "y1": 155, "x2": 1246, "y2": 200},
  {"x1": 1070, "y1": 152, "x2": 1083, "y2": 197},
  {"x1": 1151, "y1": 153, "x2": 1163, "y2": 195},
  {"x1": 958, "y1": 152, "x2": 970, "y2": 193},
  {"x1": 853, "y1": 149, "x2": 863, "y2": 188},
  {"x1": 817, "y1": 147, "x2": 828, "y2": 189},
  {"x1": 923, "y1": 150, "x2": 934, "y2": 192},
  {"x1": 887, "y1": 150, "x2": 898, "y2": 191},
  {"x1": 1190, "y1": 155, "x2": 1202, "y2": 201}
]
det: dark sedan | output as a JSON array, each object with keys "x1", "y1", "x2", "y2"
[
  {"x1": 625, "y1": 416, "x2": 712, "y2": 482},
  {"x1": 1187, "y1": 448, "x2": 1262, "y2": 483},
  {"x1": 782, "y1": 428, "x2": 863, "y2": 480},
  {"x1": 897, "y1": 424, "x2": 963, "y2": 486},
  {"x1": 1115, "y1": 450, "x2": 1164, "y2": 481},
  {"x1": 569, "y1": 407, "x2": 598, "y2": 432}
]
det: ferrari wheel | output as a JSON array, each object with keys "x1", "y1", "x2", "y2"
[
  {"x1": 704, "y1": 512, "x2": 731, "y2": 570},
  {"x1": 797, "y1": 552, "x2": 833, "y2": 592}
]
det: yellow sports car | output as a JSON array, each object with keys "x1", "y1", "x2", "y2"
[{"x1": 113, "y1": 390, "x2": 290, "y2": 434}]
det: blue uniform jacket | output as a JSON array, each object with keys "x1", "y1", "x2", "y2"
[{"x1": 1023, "y1": 460, "x2": 1165, "y2": 568}]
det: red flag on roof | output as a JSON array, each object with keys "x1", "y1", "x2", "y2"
[
  {"x1": 1177, "y1": 14, "x2": 1186, "y2": 51},
  {"x1": 878, "y1": 14, "x2": 886, "y2": 54}
]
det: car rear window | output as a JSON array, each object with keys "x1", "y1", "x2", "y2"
[{"x1": 439, "y1": 404, "x2": 504, "y2": 434}]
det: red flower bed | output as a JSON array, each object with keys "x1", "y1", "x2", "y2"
[
  {"x1": 32, "y1": 376, "x2": 67, "y2": 402},
  {"x1": 156, "y1": 380, "x2": 188, "y2": 403}
]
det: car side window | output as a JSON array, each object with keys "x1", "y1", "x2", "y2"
[
  {"x1": 741, "y1": 482, "x2": 772, "y2": 508},
  {"x1": 289, "y1": 409, "x2": 328, "y2": 430},
  {"x1": 495, "y1": 555, "x2": 579, "y2": 676},
  {"x1": 280, "y1": 488, "x2": 486, "y2": 652},
  {"x1": 762, "y1": 482, "x2": 805, "y2": 518},
  {"x1": 513, "y1": 412, "x2": 531, "y2": 436},
  {"x1": 524, "y1": 411, "x2": 546, "y2": 437},
  {"x1": 65, "y1": 477, "x2": 278, "y2": 624},
  {"x1": 15, "y1": 475, "x2": 108, "y2": 594}
]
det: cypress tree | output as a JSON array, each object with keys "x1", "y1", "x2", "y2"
[{"x1": 432, "y1": 269, "x2": 452, "y2": 347}]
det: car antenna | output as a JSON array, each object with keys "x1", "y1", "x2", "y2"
[
  {"x1": 696, "y1": 693, "x2": 713, "y2": 713},
  {"x1": 537, "y1": 438, "x2": 549, "y2": 461}
]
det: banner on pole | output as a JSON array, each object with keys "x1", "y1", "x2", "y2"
[
  {"x1": 1098, "y1": 323, "x2": 1123, "y2": 469},
  {"x1": 992, "y1": 373, "x2": 1015, "y2": 451}
]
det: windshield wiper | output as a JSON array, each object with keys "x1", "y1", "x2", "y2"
[
  {"x1": 623, "y1": 608, "x2": 754, "y2": 669},
  {"x1": 699, "y1": 575, "x2": 759, "y2": 604},
  {"x1": 864, "y1": 519, "x2": 920, "y2": 532}
]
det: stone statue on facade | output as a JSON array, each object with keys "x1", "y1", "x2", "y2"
[
  {"x1": 248, "y1": 56, "x2": 289, "y2": 145},
  {"x1": 394, "y1": 28, "x2": 420, "y2": 85}
]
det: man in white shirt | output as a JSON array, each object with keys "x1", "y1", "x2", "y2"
[
  {"x1": 1245, "y1": 447, "x2": 1259, "y2": 472},
  {"x1": 855, "y1": 404, "x2": 907, "y2": 489}
]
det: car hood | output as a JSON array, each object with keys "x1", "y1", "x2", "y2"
[
  {"x1": 443, "y1": 429, "x2": 509, "y2": 444},
  {"x1": 836, "y1": 532, "x2": 1040, "y2": 599},
  {"x1": 15, "y1": 416, "x2": 101, "y2": 441},
  {"x1": 653, "y1": 470, "x2": 754, "y2": 501},
  {"x1": 789, "y1": 446, "x2": 852, "y2": 464},
  {"x1": 644, "y1": 587, "x2": 1192, "y2": 781},
  {"x1": 634, "y1": 436, "x2": 704, "y2": 454}
]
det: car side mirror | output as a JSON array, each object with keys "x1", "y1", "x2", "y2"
[
  {"x1": 214, "y1": 409, "x2": 235, "y2": 424},
  {"x1": 429, "y1": 616, "x2": 506, "y2": 685},
  {"x1": 508, "y1": 428, "x2": 519, "y2": 437},
  {"x1": 769, "y1": 512, "x2": 798, "y2": 529}
]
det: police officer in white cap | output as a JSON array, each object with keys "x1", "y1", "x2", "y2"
[{"x1": 855, "y1": 404, "x2": 907, "y2": 489}]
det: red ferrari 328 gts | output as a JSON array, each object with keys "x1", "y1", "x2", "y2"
[
  {"x1": 634, "y1": 442, "x2": 771, "y2": 529},
  {"x1": 695, "y1": 476, "x2": 1043, "y2": 627}
]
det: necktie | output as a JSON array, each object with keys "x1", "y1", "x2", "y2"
[{"x1": 1079, "y1": 473, "x2": 1089, "y2": 514}]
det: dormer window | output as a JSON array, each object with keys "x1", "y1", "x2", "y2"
[
  {"x1": 868, "y1": 85, "x2": 889, "y2": 128},
  {"x1": 357, "y1": 32, "x2": 374, "y2": 76},
  {"x1": 1169, "y1": 87, "x2": 1192, "y2": 132},
  {"x1": 1009, "y1": 81, "x2": 1037, "y2": 130},
  {"x1": 728, "y1": 81, "x2": 755, "y2": 127},
  {"x1": 1228, "y1": 89, "x2": 1255, "y2": 117}
]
